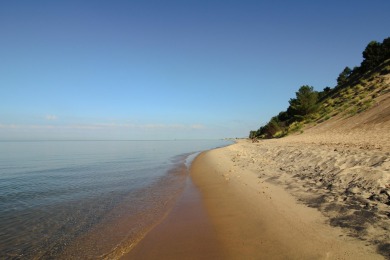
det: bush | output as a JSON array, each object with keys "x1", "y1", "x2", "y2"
[
  {"x1": 273, "y1": 131, "x2": 286, "y2": 138},
  {"x1": 288, "y1": 121, "x2": 303, "y2": 133},
  {"x1": 346, "y1": 107, "x2": 358, "y2": 117}
]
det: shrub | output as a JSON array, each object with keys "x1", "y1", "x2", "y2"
[
  {"x1": 288, "y1": 121, "x2": 303, "y2": 133},
  {"x1": 273, "y1": 131, "x2": 286, "y2": 138},
  {"x1": 355, "y1": 84, "x2": 364, "y2": 92},
  {"x1": 326, "y1": 98, "x2": 335, "y2": 106},
  {"x1": 346, "y1": 107, "x2": 358, "y2": 117}
]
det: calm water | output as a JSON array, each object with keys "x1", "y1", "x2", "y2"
[{"x1": 0, "y1": 140, "x2": 231, "y2": 259}]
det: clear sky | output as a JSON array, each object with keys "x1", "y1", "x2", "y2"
[{"x1": 1, "y1": 0, "x2": 389, "y2": 140}]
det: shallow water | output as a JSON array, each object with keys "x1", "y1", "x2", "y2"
[{"x1": 0, "y1": 140, "x2": 230, "y2": 259}]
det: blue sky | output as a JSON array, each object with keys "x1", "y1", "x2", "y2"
[{"x1": 1, "y1": 0, "x2": 389, "y2": 140}]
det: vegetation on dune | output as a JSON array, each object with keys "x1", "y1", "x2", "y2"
[{"x1": 250, "y1": 37, "x2": 390, "y2": 139}]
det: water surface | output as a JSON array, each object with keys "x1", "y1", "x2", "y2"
[{"x1": 0, "y1": 140, "x2": 231, "y2": 259}]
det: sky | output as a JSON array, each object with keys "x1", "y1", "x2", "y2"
[{"x1": 1, "y1": 0, "x2": 389, "y2": 140}]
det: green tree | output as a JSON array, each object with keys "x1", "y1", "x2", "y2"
[
  {"x1": 362, "y1": 41, "x2": 382, "y2": 70},
  {"x1": 318, "y1": 86, "x2": 332, "y2": 101},
  {"x1": 337, "y1": 66, "x2": 352, "y2": 86},
  {"x1": 360, "y1": 37, "x2": 390, "y2": 71},
  {"x1": 381, "y1": 37, "x2": 390, "y2": 62},
  {"x1": 249, "y1": 130, "x2": 257, "y2": 139},
  {"x1": 288, "y1": 85, "x2": 318, "y2": 118}
]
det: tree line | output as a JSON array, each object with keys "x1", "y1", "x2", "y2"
[
  {"x1": 250, "y1": 37, "x2": 390, "y2": 139},
  {"x1": 337, "y1": 37, "x2": 390, "y2": 87}
]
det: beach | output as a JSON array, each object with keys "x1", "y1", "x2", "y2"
[
  {"x1": 124, "y1": 133, "x2": 389, "y2": 259},
  {"x1": 191, "y1": 139, "x2": 388, "y2": 259},
  {"x1": 124, "y1": 139, "x2": 389, "y2": 259}
]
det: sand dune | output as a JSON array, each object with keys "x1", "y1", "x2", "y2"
[
  {"x1": 187, "y1": 91, "x2": 390, "y2": 259},
  {"x1": 189, "y1": 90, "x2": 390, "y2": 258}
]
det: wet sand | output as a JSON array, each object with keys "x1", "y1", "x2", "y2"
[{"x1": 122, "y1": 173, "x2": 224, "y2": 260}]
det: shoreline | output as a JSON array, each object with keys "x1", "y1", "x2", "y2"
[
  {"x1": 123, "y1": 138, "x2": 388, "y2": 259},
  {"x1": 122, "y1": 162, "x2": 224, "y2": 259}
]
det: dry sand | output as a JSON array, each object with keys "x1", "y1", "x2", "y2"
[{"x1": 191, "y1": 139, "x2": 388, "y2": 259}]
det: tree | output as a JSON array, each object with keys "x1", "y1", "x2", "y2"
[
  {"x1": 361, "y1": 37, "x2": 390, "y2": 71},
  {"x1": 249, "y1": 37, "x2": 390, "y2": 140},
  {"x1": 318, "y1": 86, "x2": 332, "y2": 101},
  {"x1": 382, "y1": 37, "x2": 390, "y2": 58},
  {"x1": 337, "y1": 66, "x2": 352, "y2": 86},
  {"x1": 362, "y1": 41, "x2": 382, "y2": 70},
  {"x1": 277, "y1": 111, "x2": 291, "y2": 122},
  {"x1": 249, "y1": 130, "x2": 257, "y2": 139},
  {"x1": 288, "y1": 85, "x2": 318, "y2": 118}
]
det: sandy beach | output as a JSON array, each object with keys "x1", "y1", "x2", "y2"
[
  {"x1": 124, "y1": 139, "x2": 388, "y2": 259},
  {"x1": 190, "y1": 139, "x2": 388, "y2": 259},
  {"x1": 124, "y1": 92, "x2": 390, "y2": 259}
]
